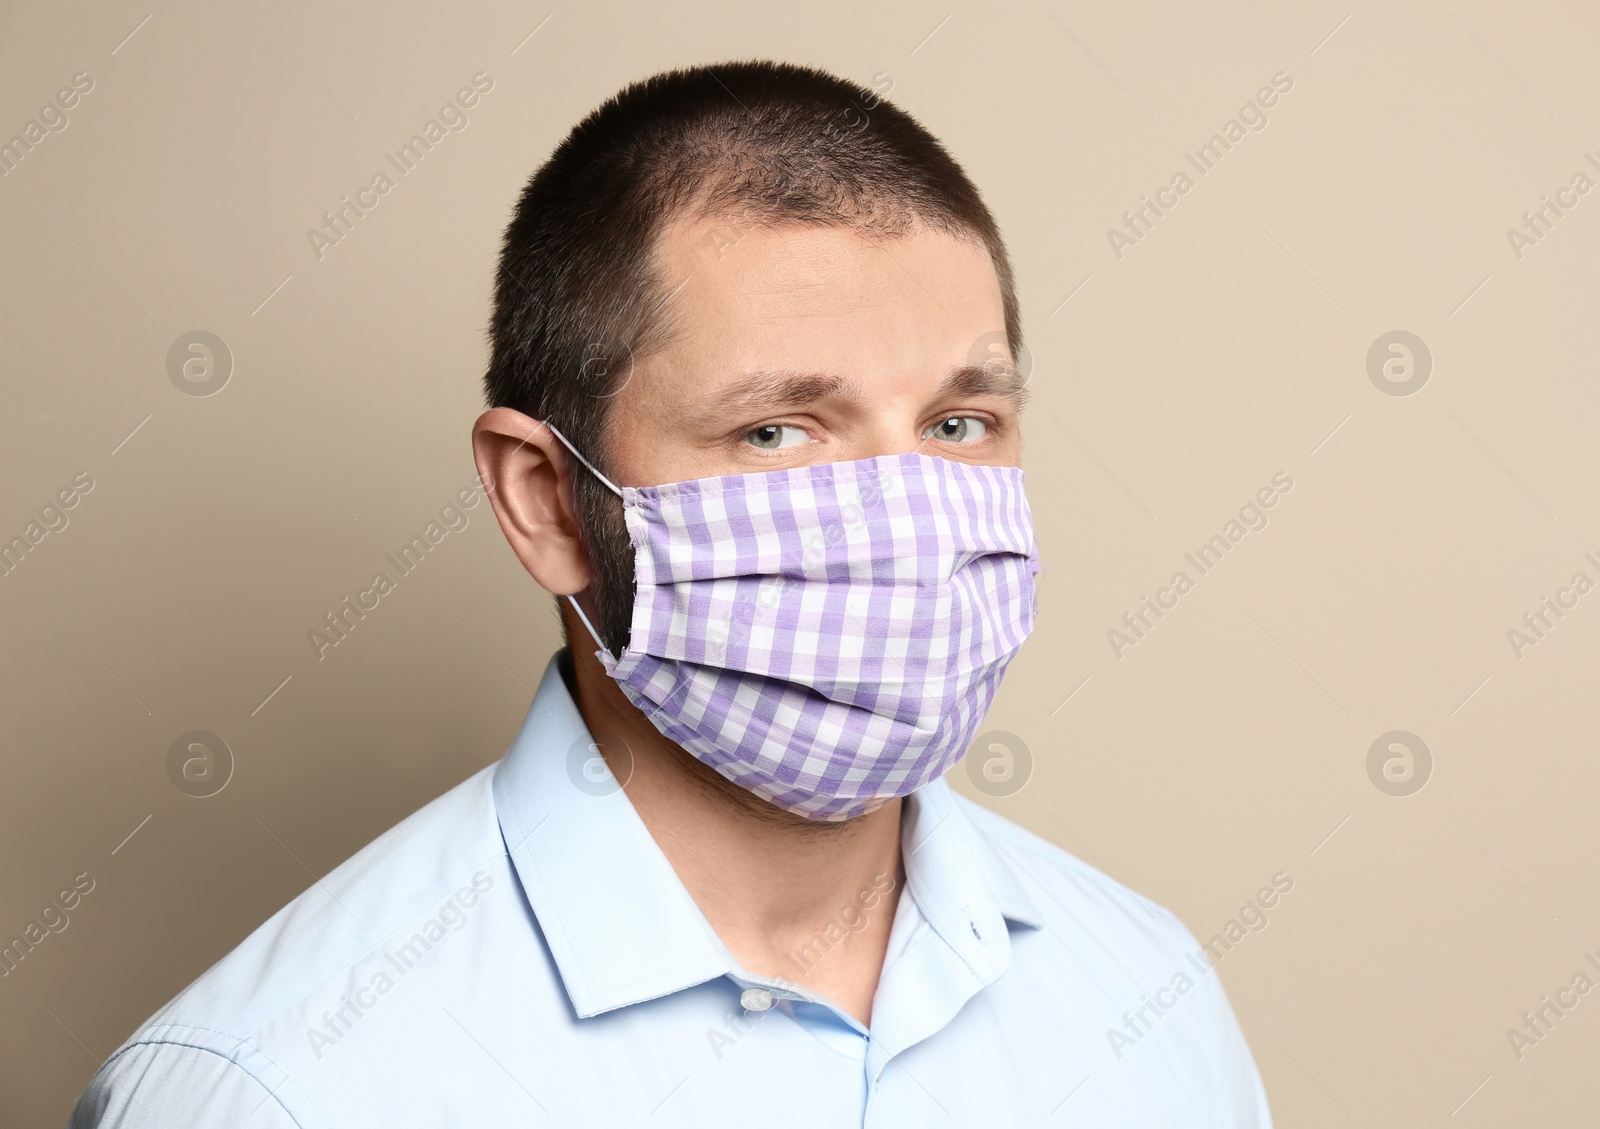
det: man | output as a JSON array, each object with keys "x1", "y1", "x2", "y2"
[{"x1": 71, "y1": 61, "x2": 1271, "y2": 1127}]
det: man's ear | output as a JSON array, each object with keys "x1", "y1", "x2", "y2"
[{"x1": 471, "y1": 408, "x2": 593, "y2": 595}]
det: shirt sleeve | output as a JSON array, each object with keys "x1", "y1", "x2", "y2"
[
  {"x1": 1191, "y1": 938, "x2": 1275, "y2": 1129},
  {"x1": 68, "y1": 1042, "x2": 305, "y2": 1129}
]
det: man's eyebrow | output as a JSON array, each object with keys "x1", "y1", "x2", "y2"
[
  {"x1": 934, "y1": 362, "x2": 1029, "y2": 407},
  {"x1": 686, "y1": 369, "x2": 859, "y2": 425},
  {"x1": 685, "y1": 361, "x2": 1028, "y2": 429}
]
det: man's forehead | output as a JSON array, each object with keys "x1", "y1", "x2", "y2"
[
  {"x1": 656, "y1": 211, "x2": 996, "y2": 298},
  {"x1": 640, "y1": 217, "x2": 1007, "y2": 389}
]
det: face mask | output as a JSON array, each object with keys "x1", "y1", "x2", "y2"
[{"x1": 546, "y1": 423, "x2": 1040, "y2": 821}]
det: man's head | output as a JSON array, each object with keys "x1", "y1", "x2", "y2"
[{"x1": 475, "y1": 59, "x2": 1024, "y2": 656}]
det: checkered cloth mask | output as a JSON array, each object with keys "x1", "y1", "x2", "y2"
[{"x1": 548, "y1": 424, "x2": 1040, "y2": 821}]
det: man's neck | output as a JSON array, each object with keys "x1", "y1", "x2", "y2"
[{"x1": 562, "y1": 645, "x2": 905, "y2": 1026}]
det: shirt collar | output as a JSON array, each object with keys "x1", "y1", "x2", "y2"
[
  {"x1": 902, "y1": 774, "x2": 1044, "y2": 952},
  {"x1": 493, "y1": 651, "x2": 1043, "y2": 1019}
]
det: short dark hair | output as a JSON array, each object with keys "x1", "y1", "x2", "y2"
[{"x1": 484, "y1": 59, "x2": 1021, "y2": 654}]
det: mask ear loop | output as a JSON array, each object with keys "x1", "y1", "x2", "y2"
[
  {"x1": 543, "y1": 420, "x2": 623, "y2": 497},
  {"x1": 539, "y1": 419, "x2": 624, "y2": 658},
  {"x1": 565, "y1": 592, "x2": 610, "y2": 657}
]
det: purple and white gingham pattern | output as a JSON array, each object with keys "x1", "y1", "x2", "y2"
[{"x1": 599, "y1": 452, "x2": 1039, "y2": 820}]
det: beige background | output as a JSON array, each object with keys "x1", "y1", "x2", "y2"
[{"x1": 3, "y1": 0, "x2": 1597, "y2": 1123}]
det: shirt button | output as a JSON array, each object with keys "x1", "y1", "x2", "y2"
[{"x1": 740, "y1": 987, "x2": 774, "y2": 1012}]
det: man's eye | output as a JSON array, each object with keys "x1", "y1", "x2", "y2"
[
  {"x1": 745, "y1": 424, "x2": 809, "y2": 450},
  {"x1": 924, "y1": 417, "x2": 988, "y2": 443}
]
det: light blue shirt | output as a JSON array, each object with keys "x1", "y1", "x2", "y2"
[{"x1": 70, "y1": 652, "x2": 1271, "y2": 1127}]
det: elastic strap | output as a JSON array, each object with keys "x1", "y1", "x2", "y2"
[
  {"x1": 539, "y1": 419, "x2": 620, "y2": 658},
  {"x1": 543, "y1": 420, "x2": 623, "y2": 497},
  {"x1": 565, "y1": 593, "x2": 610, "y2": 657}
]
